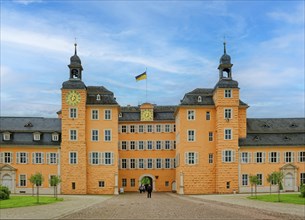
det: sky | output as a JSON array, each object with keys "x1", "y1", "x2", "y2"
[{"x1": 1, "y1": 0, "x2": 304, "y2": 119}]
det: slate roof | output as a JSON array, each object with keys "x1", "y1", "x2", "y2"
[
  {"x1": 119, "y1": 106, "x2": 176, "y2": 122},
  {"x1": 86, "y1": 86, "x2": 118, "y2": 105},
  {"x1": 0, "y1": 117, "x2": 61, "y2": 146},
  {"x1": 180, "y1": 88, "x2": 247, "y2": 106},
  {"x1": 214, "y1": 78, "x2": 239, "y2": 88},
  {"x1": 239, "y1": 118, "x2": 305, "y2": 146},
  {"x1": 62, "y1": 79, "x2": 86, "y2": 89}
]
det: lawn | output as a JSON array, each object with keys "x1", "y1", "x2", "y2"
[
  {"x1": 248, "y1": 193, "x2": 305, "y2": 205},
  {"x1": 0, "y1": 196, "x2": 63, "y2": 209}
]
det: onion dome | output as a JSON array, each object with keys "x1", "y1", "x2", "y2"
[
  {"x1": 70, "y1": 43, "x2": 81, "y2": 65},
  {"x1": 219, "y1": 41, "x2": 231, "y2": 64}
]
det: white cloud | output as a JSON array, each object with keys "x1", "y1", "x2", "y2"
[
  {"x1": 13, "y1": 0, "x2": 43, "y2": 5},
  {"x1": 268, "y1": 3, "x2": 305, "y2": 25}
]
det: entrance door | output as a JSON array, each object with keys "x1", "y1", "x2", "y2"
[
  {"x1": 284, "y1": 173, "x2": 294, "y2": 191},
  {"x1": 141, "y1": 176, "x2": 153, "y2": 190},
  {"x1": 2, "y1": 174, "x2": 13, "y2": 191}
]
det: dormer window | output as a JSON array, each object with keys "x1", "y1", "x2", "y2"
[
  {"x1": 290, "y1": 123, "x2": 298, "y2": 128},
  {"x1": 3, "y1": 132, "x2": 11, "y2": 141},
  {"x1": 96, "y1": 94, "x2": 101, "y2": 101},
  {"x1": 262, "y1": 123, "x2": 270, "y2": 128},
  {"x1": 52, "y1": 132, "x2": 59, "y2": 141},
  {"x1": 33, "y1": 132, "x2": 41, "y2": 141},
  {"x1": 253, "y1": 136, "x2": 260, "y2": 141},
  {"x1": 197, "y1": 96, "x2": 202, "y2": 103},
  {"x1": 119, "y1": 113, "x2": 123, "y2": 118},
  {"x1": 24, "y1": 122, "x2": 33, "y2": 127},
  {"x1": 283, "y1": 136, "x2": 291, "y2": 141}
]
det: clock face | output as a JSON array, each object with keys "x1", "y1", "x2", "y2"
[
  {"x1": 66, "y1": 90, "x2": 81, "y2": 106},
  {"x1": 141, "y1": 109, "x2": 153, "y2": 121}
]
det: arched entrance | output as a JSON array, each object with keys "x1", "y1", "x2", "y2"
[
  {"x1": 284, "y1": 172, "x2": 294, "y2": 191},
  {"x1": 138, "y1": 174, "x2": 155, "y2": 191},
  {"x1": 2, "y1": 174, "x2": 12, "y2": 190}
]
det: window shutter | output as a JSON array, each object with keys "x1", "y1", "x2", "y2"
[
  {"x1": 222, "y1": 150, "x2": 225, "y2": 162},
  {"x1": 134, "y1": 125, "x2": 138, "y2": 133},
  {"x1": 195, "y1": 152, "x2": 199, "y2": 164},
  {"x1": 291, "y1": 152, "x2": 294, "y2": 162},
  {"x1": 101, "y1": 152, "x2": 105, "y2": 165},
  {"x1": 143, "y1": 141, "x2": 146, "y2": 150},
  {"x1": 41, "y1": 153, "x2": 44, "y2": 164},
  {"x1": 151, "y1": 141, "x2": 155, "y2": 150},
  {"x1": 162, "y1": 158, "x2": 165, "y2": 169},
  {"x1": 126, "y1": 159, "x2": 130, "y2": 169},
  {"x1": 152, "y1": 159, "x2": 155, "y2": 169},
  {"x1": 268, "y1": 152, "x2": 271, "y2": 163},
  {"x1": 161, "y1": 141, "x2": 165, "y2": 150},
  {"x1": 239, "y1": 152, "x2": 242, "y2": 163},
  {"x1": 262, "y1": 152, "x2": 266, "y2": 163},
  {"x1": 111, "y1": 152, "x2": 114, "y2": 165},
  {"x1": 119, "y1": 125, "x2": 122, "y2": 133},
  {"x1": 135, "y1": 158, "x2": 138, "y2": 169},
  {"x1": 170, "y1": 141, "x2": 174, "y2": 150},
  {"x1": 171, "y1": 158, "x2": 175, "y2": 169},
  {"x1": 254, "y1": 152, "x2": 257, "y2": 163},
  {"x1": 89, "y1": 152, "x2": 92, "y2": 164},
  {"x1": 46, "y1": 153, "x2": 50, "y2": 164},
  {"x1": 56, "y1": 153, "x2": 59, "y2": 164},
  {"x1": 0, "y1": 152, "x2": 4, "y2": 163},
  {"x1": 297, "y1": 152, "x2": 300, "y2": 162},
  {"x1": 185, "y1": 152, "x2": 188, "y2": 165},
  {"x1": 118, "y1": 141, "x2": 121, "y2": 150},
  {"x1": 126, "y1": 141, "x2": 130, "y2": 151},
  {"x1": 161, "y1": 124, "x2": 164, "y2": 132},
  {"x1": 249, "y1": 152, "x2": 252, "y2": 163},
  {"x1": 16, "y1": 152, "x2": 20, "y2": 164},
  {"x1": 277, "y1": 152, "x2": 280, "y2": 163},
  {"x1": 26, "y1": 153, "x2": 29, "y2": 164},
  {"x1": 232, "y1": 150, "x2": 235, "y2": 162},
  {"x1": 32, "y1": 152, "x2": 35, "y2": 164},
  {"x1": 118, "y1": 159, "x2": 121, "y2": 169}
]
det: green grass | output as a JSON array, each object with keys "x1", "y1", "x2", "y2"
[
  {"x1": 0, "y1": 196, "x2": 63, "y2": 209},
  {"x1": 248, "y1": 193, "x2": 305, "y2": 205}
]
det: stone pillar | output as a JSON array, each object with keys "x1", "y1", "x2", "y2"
[
  {"x1": 114, "y1": 173, "x2": 119, "y2": 195},
  {"x1": 179, "y1": 172, "x2": 184, "y2": 194}
]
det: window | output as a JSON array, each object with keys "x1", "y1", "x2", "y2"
[
  {"x1": 138, "y1": 125, "x2": 144, "y2": 133},
  {"x1": 147, "y1": 141, "x2": 153, "y2": 150},
  {"x1": 92, "y1": 130, "x2": 99, "y2": 141},
  {"x1": 301, "y1": 173, "x2": 305, "y2": 184},
  {"x1": 138, "y1": 141, "x2": 144, "y2": 150},
  {"x1": 130, "y1": 125, "x2": 135, "y2": 133},
  {"x1": 130, "y1": 159, "x2": 136, "y2": 169},
  {"x1": 48, "y1": 152, "x2": 58, "y2": 164},
  {"x1": 99, "y1": 181, "x2": 105, "y2": 187},
  {"x1": 206, "y1": 112, "x2": 210, "y2": 120},
  {"x1": 69, "y1": 152, "x2": 77, "y2": 164},
  {"x1": 121, "y1": 141, "x2": 127, "y2": 150},
  {"x1": 32, "y1": 152, "x2": 44, "y2": 164},
  {"x1": 284, "y1": 152, "x2": 294, "y2": 163},
  {"x1": 224, "y1": 109, "x2": 232, "y2": 119},
  {"x1": 156, "y1": 158, "x2": 162, "y2": 169},
  {"x1": 92, "y1": 109, "x2": 99, "y2": 120},
  {"x1": 254, "y1": 152, "x2": 265, "y2": 163},
  {"x1": 208, "y1": 153, "x2": 213, "y2": 164},
  {"x1": 130, "y1": 179, "x2": 135, "y2": 187},
  {"x1": 187, "y1": 110, "x2": 195, "y2": 120},
  {"x1": 165, "y1": 158, "x2": 171, "y2": 169},
  {"x1": 165, "y1": 141, "x2": 170, "y2": 150},
  {"x1": 224, "y1": 129, "x2": 232, "y2": 140},
  {"x1": 188, "y1": 130, "x2": 195, "y2": 142},
  {"x1": 70, "y1": 130, "x2": 77, "y2": 141},
  {"x1": 147, "y1": 159, "x2": 153, "y2": 169},
  {"x1": 122, "y1": 159, "x2": 127, "y2": 169},
  {"x1": 165, "y1": 124, "x2": 171, "y2": 132},
  {"x1": 298, "y1": 151, "x2": 305, "y2": 162},
  {"x1": 173, "y1": 141, "x2": 176, "y2": 149},
  {"x1": 104, "y1": 110, "x2": 111, "y2": 120},
  {"x1": 138, "y1": 159, "x2": 144, "y2": 169},
  {"x1": 242, "y1": 174, "x2": 248, "y2": 186},
  {"x1": 72, "y1": 182, "x2": 76, "y2": 190},
  {"x1": 33, "y1": 132, "x2": 41, "y2": 141},
  {"x1": 156, "y1": 141, "x2": 161, "y2": 150},
  {"x1": 269, "y1": 152, "x2": 279, "y2": 163},
  {"x1": 104, "y1": 152, "x2": 113, "y2": 165},
  {"x1": 130, "y1": 141, "x2": 136, "y2": 150},
  {"x1": 52, "y1": 133, "x2": 59, "y2": 141},
  {"x1": 19, "y1": 174, "x2": 27, "y2": 187},
  {"x1": 185, "y1": 152, "x2": 198, "y2": 165},
  {"x1": 122, "y1": 179, "x2": 127, "y2": 187},
  {"x1": 121, "y1": 125, "x2": 127, "y2": 133},
  {"x1": 17, "y1": 152, "x2": 28, "y2": 164},
  {"x1": 257, "y1": 174, "x2": 263, "y2": 186},
  {"x1": 2, "y1": 152, "x2": 12, "y2": 163},
  {"x1": 3, "y1": 132, "x2": 11, "y2": 141},
  {"x1": 165, "y1": 181, "x2": 169, "y2": 187},
  {"x1": 156, "y1": 125, "x2": 161, "y2": 133},
  {"x1": 147, "y1": 125, "x2": 153, "y2": 133},
  {"x1": 209, "y1": 132, "x2": 213, "y2": 141},
  {"x1": 70, "y1": 108, "x2": 77, "y2": 118},
  {"x1": 241, "y1": 152, "x2": 251, "y2": 163},
  {"x1": 226, "y1": 182, "x2": 230, "y2": 189},
  {"x1": 104, "y1": 130, "x2": 111, "y2": 141},
  {"x1": 90, "y1": 152, "x2": 99, "y2": 165},
  {"x1": 224, "y1": 89, "x2": 232, "y2": 98},
  {"x1": 222, "y1": 150, "x2": 235, "y2": 163}
]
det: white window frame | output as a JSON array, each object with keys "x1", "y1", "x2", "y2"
[
  {"x1": 3, "y1": 132, "x2": 11, "y2": 141},
  {"x1": 69, "y1": 151, "x2": 78, "y2": 164},
  {"x1": 165, "y1": 158, "x2": 171, "y2": 169},
  {"x1": 91, "y1": 129, "x2": 99, "y2": 141},
  {"x1": 52, "y1": 133, "x2": 59, "y2": 141},
  {"x1": 240, "y1": 152, "x2": 251, "y2": 164},
  {"x1": 187, "y1": 110, "x2": 195, "y2": 120},
  {"x1": 156, "y1": 125, "x2": 161, "y2": 133},
  {"x1": 224, "y1": 108, "x2": 232, "y2": 119},
  {"x1": 208, "y1": 132, "x2": 213, "y2": 142},
  {"x1": 69, "y1": 129, "x2": 77, "y2": 141},
  {"x1": 147, "y1": 125, "x2": 153, "y2": 133},
  {"x1": 222, "y1": 150, "x2": 235, "y2": 163},
  {"x1": 185, "y1": 152, "x2": 198, "y2": 165},
  {"x1": 104, "y1": 109, "x2": 112, "y2": 120},
  {"x1": 206, "y1": 111, "x2": 210, "y2": 120},
  {"x1": 32, "y1": 152, "x2": 44, "y2": 164},
  {"x1": 242, "y1": 174, "x2": 248, "y2": 186},
  {"x1": 33, "y1": 132, "x2": 41, "y2": 141},
  {"x1": 147, "y1": 158, "x2": 153, "y2": 169},
  {"x1": 298, "y1": 151, "x2": 305, "y2": 162},
  {"x1": 156, "y1": 158, "x2": 162, "y2": 169},
  {"x1": 284, "y1": 151, "x2": 294, "y2": 163},
  {"x1": 138, "y1": 125, "x2": 144, "y2": 133},
  {"x1": 224, "y1": 89, "x2": 232, "y2": 98},
  {"x1": 122, "y1": 178, "x2": 127, "y2": 187},
  {"x1": 103, "y1": 152, "x2": 114, "y2": 165},
  {"x1": 104, "y1": 129, "x2": 112, "y2": 142},
  {"x1": 224, "y1": 128, "x2": 232, "y2": 140},
  {"x1": 90, "y1": 152, "x2": 100, "y2": 165},
  {"x1": 138, "y1": 158, "x2": 144, "y2": 169},
  {"x1": 187, "y1": 130, "x2": 195, "y2": 142},
  {"x1": 19, "y1": 174, "x2": 27, "y2": 187},
  {"x1": 3, "y1": 152, "x2": 13, "y2": 164},
  {"x1": 257, "y1": 174, "x2": 263, "y2": 186},
  {"x1": 254, "y1": 152, "x2": 265, "y2": 163},
  {"x1": 47, "y1": 152, "x2": 58, "y2": 164},
  {"x1": 165, "y1": 124, "x2": 171, "y2": 132},
  {"x1": 98, "y1": 181, "x2": 105, "y2": 188},
  {"x1": 269, "y1": 152, "x2": 280, "y2": 163},
  {"x1": 208, "y1": 153, "x2": 213, "y2": 164},
  {"x1": 91, "y1": 109, "x2": 99, "y2": 120},
  {"x1": 301, "y1": 173, "x2": 305, "y2": 184},
  {"x1": 69, "y1": 108, "x2": 77, "y2": 119},
  {"x1": 17, "y1": 152, "x2": 28, "y2": 164},
  {"x1": 121, "y1": 125, "x2": 127, "y2": 133}
]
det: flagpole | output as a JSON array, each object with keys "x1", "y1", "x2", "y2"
[{"x1": 146, "y1": 67, "x2": 147, "y2": 102}]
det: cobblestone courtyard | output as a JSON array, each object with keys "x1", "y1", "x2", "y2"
[{"x1": 1, "y1": 193, "x2": 304, "y2": 219}]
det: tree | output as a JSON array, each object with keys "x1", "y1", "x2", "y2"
[
  {"x1": 249, "y1": 175, "x2": 258, "y2": 198},
  {"x1": 49, "y1": 175, "x2": 61, "y2": 199},
  {"x1": 29, "y1": 175, "x2": 36, "y2": 196},
  {"x1": 272, "y1": 171, "x2": 284, "y2": 202},
  {"x1": 266, "y1": 173, "x2": 274, "y2": 195},
  {"x1": 30, "y1": 172, "x2": 44, "y2": 203}
]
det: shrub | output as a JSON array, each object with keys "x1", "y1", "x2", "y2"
[
  {"x1": 300, "y1": 183, "x2": 305, "y2": 198},
  {"x1": 0, "y1": 185, "x2": 11, "y2": 200}
]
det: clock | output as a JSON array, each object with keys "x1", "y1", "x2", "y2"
[
  {"x1": 66, "y1": 90, "x2": 81, "y2": 106},
  {"x1": 141, "y1": 109, "x2": 153, "y2": 121}
]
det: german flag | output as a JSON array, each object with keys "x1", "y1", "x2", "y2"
[{"x1": 135, "y1": 72, "x2": 147, "y2": 81}]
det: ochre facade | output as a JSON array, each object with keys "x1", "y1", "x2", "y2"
[{"x1": 1, "y1": 43, "x2": 304, "y2": 195}]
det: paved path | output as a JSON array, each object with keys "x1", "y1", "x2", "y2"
[{"x1": 0, "y1": 193, "x2": 304, "y2": 219}]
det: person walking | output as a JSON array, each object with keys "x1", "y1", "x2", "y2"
[{"x1": 147, "y1": 184, "x2": 152, "y2": 198}]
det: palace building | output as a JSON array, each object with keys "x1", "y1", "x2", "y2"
[{"x1": 0, "y1": 43, "x2": 304, "y2": 195}]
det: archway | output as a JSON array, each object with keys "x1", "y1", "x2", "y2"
[
  {"x1": 284, "y1": 172, "x2": 294, "y2": 191},
  {"x1": 2, "y1": 174, "x2": 12, "y2": 190},
  {"x1": 138, "y1": 174, "x2": 155, "y2": 191}
]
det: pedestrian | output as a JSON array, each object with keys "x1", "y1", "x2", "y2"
[{"x1": 147, "y1": 184, "x2": 152, "y2": 198}]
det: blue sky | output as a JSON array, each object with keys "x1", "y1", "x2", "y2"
[{"x1": 1, "y1": 0, "x2": 304, "y2": 118}]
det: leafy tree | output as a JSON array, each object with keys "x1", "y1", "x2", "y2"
[
  {"x1": 49, "y1": 176, "x2": 61, "y2": 199},
  {"x1": 266, "y1": 173, "x2": 274, "y2": 195},
  {"x1": 272, "y1": 171, "x2": 284, "y2": 202},
  {"x1": 0, "y1": 185, "x2": 11, "y2": 200},
  {"x1": 29, "y1": 175, "x2": 36, "y2": 196},
  {"x1": 249, "y1": 175, "x2": 258, "y2": 198},
  {"x1": 30, "y1": 172, "x2": 44, "y2": 203},
  {"x1": 300, "y1": 183, "x2": 305, "y2": 198}
]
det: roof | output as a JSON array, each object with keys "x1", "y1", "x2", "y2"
[
  {"x1": 86, "y1": 86, "x2": 118, "y2": 105},
  {"x1": 214, "y1": 78, "x2": 239, "y2": 88},
  {"x1": 119, "y1": 106, "x2": 176, "y2": 122},
  {"x1": 62, "y1": 79, "x2": 86, "y2": 89},
  {"x1": 239, "y1": 118, "x2": 305, "y2": 146},
  {"x1": 0, "y1": 117, "x2": 61, "y2": 132}
]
